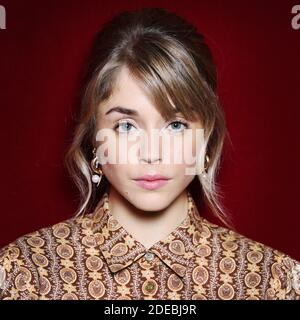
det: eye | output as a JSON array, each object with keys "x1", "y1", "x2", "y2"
[
  {"x1": 113, "y1": 121, "x2": 137, "y2": 133},
  {"x1": 167, "y1": 120, "x2": 189, "y2": 133}
]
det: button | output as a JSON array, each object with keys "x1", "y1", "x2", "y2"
[
  {"x1": 145, "y1": 283, "x2": 155, "y2": 291},
  {"x1": 144, "y1": 252, "x2": 154, "y2": 262}
]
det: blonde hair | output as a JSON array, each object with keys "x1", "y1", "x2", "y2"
[{"x1": 64, "y1": 7, "x2": 233, "y2": 228}]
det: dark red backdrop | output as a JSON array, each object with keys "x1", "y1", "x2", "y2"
[{"x1": 0, "y1": 0, "x2": 299, "y2": 260}]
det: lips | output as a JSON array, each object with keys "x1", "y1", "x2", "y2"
[
  {"x1": 134, "y1": 174, "x2": 169, "y2": 181},
  {"x1": 133, "y1": 174, "x2": 170, "y2": 190}
]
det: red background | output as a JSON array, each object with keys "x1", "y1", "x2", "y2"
[{"x1": 0, "y1": 0, "x2": 299, "y2": 261}]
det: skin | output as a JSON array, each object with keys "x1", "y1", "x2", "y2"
[{"x1": 95, "y1": 65, "x2": 204, "y2": 249}]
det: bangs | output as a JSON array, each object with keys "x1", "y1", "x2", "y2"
[
  {"x1": 127, "y1": 37, "x2": 206, "y2": 123},
  {"x1": 101, "y1": 36, "x2": 211, "y2": 124}
]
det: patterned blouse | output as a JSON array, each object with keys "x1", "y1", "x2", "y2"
[{"x1": 0, "y1": 191, "x2": 299, "y2": 300}]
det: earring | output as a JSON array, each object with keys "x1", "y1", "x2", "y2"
[
  {"x1": 91, "y1": 147, "x2": 103, "y2": 187},
  {"x1": 200, "y1": 155, "x2": 210, "y2": 179}
]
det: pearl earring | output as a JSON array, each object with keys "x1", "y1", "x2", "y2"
[{"x1": 91, "y1": 147, "x2": 103, "y2": 187}]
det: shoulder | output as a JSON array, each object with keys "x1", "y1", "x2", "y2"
[
  {"x1": 201, "y1": 217, "x2": 300, "y2": 299},
  {"x1": 0, "y1": 214, "x2": 89, "y2": 300}
]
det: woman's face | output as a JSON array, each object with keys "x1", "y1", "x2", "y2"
[{"x1": 96, "y1": 66, "x2": 204, "y2": 212}]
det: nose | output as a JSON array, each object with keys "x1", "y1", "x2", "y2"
[
  {"x1": 140, "y1": 157, "x2": 161, "y2": 164},
  {"x1": 138, "y1": 129, "x2": 162, "y2": 164}
]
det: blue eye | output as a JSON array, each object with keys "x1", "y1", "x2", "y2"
[
  {"x1": 113, "y1": 120, "x2": 189, "y2": 133},
  {"x1": 167, "y1": 121, "x2": 189, "y2": 132},
  {"x1": 114, "y1": 121, "x2": 136, "y2": 133}
]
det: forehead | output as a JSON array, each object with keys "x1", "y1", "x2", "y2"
[{"x1": 98, "y1": 66, "x2": 178, "y2": 118}]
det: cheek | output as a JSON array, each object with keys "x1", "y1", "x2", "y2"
[
  {"x1": 167, "y1": 135, "x2": 197, "y2": 167},
  {"x1": 101, "y1": 163, "x2": 129, "y2": 183},
  {"x1": 169, "y1": 129, "x2": 201, "y2": 163},
  {"x1": 183, "y1": 128, "x2": 204, "y2": 168},
  {"x1": 98, "y1": 135, "x2": 141, "y2": 165},
  {"x1": 171, "y1": 164, "x2": 196, "y2": 184}
]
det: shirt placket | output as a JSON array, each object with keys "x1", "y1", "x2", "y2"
[{"x1": 140, "y1": 250, "x2": 159, "y2": 299}]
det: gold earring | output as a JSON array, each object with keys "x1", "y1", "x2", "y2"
[
  {"x1": 204, "y1": 155, "x2": 210, "y2": 171},
  {"x1": 91, "y1": 147, "x2": 103, "y2": 187},
  {"x1": 201, "y1": 155, "x2": 210, "y2": 179}
]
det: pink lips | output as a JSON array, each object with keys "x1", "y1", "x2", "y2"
[{"x1": 134, "y1": 174, "x2": 170, "y2": 190}]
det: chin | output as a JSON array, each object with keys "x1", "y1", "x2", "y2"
[{"x1": 128, "y1": 190, "x2": 173, "y2": 212}]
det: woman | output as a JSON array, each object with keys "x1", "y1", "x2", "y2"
[{"x1": 0, "y1": 7, "x2": 299, "y2": 300}]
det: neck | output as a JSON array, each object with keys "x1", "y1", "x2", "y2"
[{"x1": 107, "y1": 187, "x2": 189, "y2": 250}]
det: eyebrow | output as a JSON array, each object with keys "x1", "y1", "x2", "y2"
[
  {"x1": 105, "y1": 105, "x2": 182, "y2": 117},
  {"x1": 105, "y1": 106, "x2": 139, "y2": 116}
]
